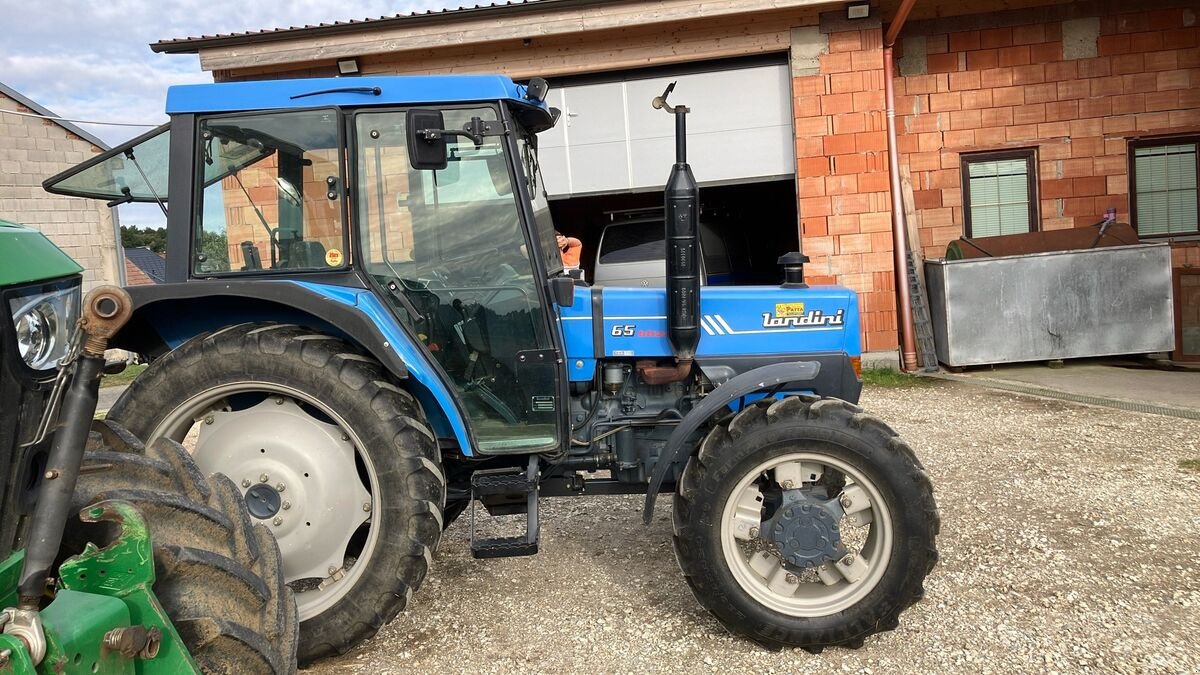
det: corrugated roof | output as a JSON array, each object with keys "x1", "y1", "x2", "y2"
[
  {"x1": 0, "y1": 81, "x2": 110, "y2": 150},
  {"x1": 152, "y1": 0, "x2": 612, "y2": 54}
]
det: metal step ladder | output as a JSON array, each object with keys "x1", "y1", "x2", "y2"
[
  {"x1": 906, "y1": 251, "x2": 939, "y2": 372},
  {"x1": 469, "y1": 456, "x2": 540, "y2": 559}
]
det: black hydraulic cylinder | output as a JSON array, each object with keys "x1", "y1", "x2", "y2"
[
  {"x1": 17, "y1": 353, "x2": 104, "y2": 607},
  {"x1": 664, "y1": 108, "x2": 700, "y2": 362}
]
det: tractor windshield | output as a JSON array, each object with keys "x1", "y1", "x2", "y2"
[{"x1": 355, "y1": 105, "x2": 560, "y2": 453}]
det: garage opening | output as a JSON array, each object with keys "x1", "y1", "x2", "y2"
[
  {"x1": 548, "y1": 179, "x2": 798, "y2": 284},
  {"x1": 535, "y1": 54, "x2": 798, "y2": 285}
]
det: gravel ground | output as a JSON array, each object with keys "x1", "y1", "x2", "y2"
[{"x1": 304, "y1": 380, "x2": 1200, "y2": 674}]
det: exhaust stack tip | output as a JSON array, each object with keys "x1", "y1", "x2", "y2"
[{"x1": 778, "y1": 252, "x2": 811, "y2": 288}]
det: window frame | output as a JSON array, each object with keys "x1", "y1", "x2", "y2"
[
  {"x1": 960, "y1": 148, "x2": 1040, "y2": 239},
  {"x1": 189, "y1": 106, "x2": 351, "y2": 279},
  {"x1": 1128, "y1": 134, "x2": 1200, "y2": 240}
]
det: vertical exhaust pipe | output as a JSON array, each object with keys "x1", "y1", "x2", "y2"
[{"x1": 653, "y1": 82, "x2": 700, "y2": 363}]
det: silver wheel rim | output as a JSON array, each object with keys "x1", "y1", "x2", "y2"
[
  {"x1": 150, "y1": 382, "x2": 379, "y2": 622},
  {"x1": 719, "y1": 451, "x2": 893, "y2": 617}
]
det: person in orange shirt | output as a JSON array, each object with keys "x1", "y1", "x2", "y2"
[{"x1": 556, "y1": 231, "x2": 582, "y2": 271}]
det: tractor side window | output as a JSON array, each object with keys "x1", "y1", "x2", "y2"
[{"x1": 193, "y1": 110, "x2": 345, "y2": 275}]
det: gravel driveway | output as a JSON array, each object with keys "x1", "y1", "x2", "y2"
[{"x1": 304, "y1": 380, "x2": 1200, "y2": 674}]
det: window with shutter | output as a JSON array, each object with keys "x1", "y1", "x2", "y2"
[
  {"x1": 1130, "y1": 139, "x2": 1199, "y2": 238},
  {"x1": 961, "y1": 149, "x2": 1038, "y2": 238}
]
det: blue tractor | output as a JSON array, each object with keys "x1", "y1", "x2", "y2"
[{"x1": 45, "y1": 75, "x2": 938, "y2": 663}]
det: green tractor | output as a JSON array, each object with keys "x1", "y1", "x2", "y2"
[{"x1": 0, "y1": 219, "x2": 298, "y2": 674}]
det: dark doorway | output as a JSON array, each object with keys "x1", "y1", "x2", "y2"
[{"x1": 547, "y1": 178, "x2": 797, "y2": 284}]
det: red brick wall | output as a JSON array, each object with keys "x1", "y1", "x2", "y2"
[
  {"x1": 895, "y1": 6, "x2": 1200, "y2": 259},
  {"x1": 793, "y1": 24, "x2": 901, "y2": 352}
]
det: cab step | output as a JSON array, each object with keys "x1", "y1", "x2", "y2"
[{"x1": 469, "y1": 456, "x2": 539, "y2": 559}]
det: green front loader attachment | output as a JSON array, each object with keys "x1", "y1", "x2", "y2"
[{"x1": 0, "y1": 501, "x2": 197, "y2": 674}]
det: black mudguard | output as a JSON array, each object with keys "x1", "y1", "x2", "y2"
[{"x1": 641, "y1": 360, "x2": 821, "y2": 524}]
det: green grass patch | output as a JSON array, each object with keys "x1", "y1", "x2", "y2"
[
  {"x1": 1179, "y1": 458, "x2": 1200, "y2": 473},
  {"x1": 861, "y1": 367, "x2": 934, "y2": 388},
  {"x1": 100, "y1": 363, "x2": 147, "y2": 388}
]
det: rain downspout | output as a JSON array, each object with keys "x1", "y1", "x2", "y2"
[{"x1": 884, "y1": 0, "x2": 919, "y2": 372}]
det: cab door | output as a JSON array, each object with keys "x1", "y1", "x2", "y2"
[{"x1": 354, "y1": 106, "x2": 563, "y2": 454}]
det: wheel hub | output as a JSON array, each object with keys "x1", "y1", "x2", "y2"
[
  {"x1": 193, "y1": 397, "x2": 372, "y2": 594},
  {"x1": 762, "y1": 490, "x2": 845, "y2": 569},
  {"x1": 245, "y1": 483, "x2": 282, "y2": 519}
]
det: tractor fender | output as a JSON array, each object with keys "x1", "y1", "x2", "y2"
[
  {"x1": 641, "y1": 360, "x2": 821, "y2": 524},
  {"x1": 115, "y1": 278, "x2": 410, "y2": 379},
  {"x1": 112, "y1": 277, "x2": 478, "y2": 456}
]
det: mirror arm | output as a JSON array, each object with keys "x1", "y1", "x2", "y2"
[
  {"x1": 417, "y1": 117, "x2": 499, "y2": 148},
  {"x1": 418, "y1": 128, "x2": 484, "y2": 147}
]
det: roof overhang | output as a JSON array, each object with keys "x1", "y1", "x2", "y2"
[{"x1": 154, "y1": 0, "x2": 839, "y2": 73}]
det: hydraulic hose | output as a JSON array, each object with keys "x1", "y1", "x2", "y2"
[{"x1": 17, "y1": 287, "x2": 132, "y2": 607}]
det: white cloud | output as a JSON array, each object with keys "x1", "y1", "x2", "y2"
[
  {"x1": 0, "y1": 0, "x2": 466, "y2": 144},
  {"x1": 0, "y1": 0, "x2": 472, "y2": 228}
]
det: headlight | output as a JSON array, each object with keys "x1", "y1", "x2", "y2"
[{"x1": 8, "y1": 284, "x2": 81, "y2": 370}]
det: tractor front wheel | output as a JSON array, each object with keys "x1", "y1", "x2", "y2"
[
  {"x1": 70, "y1": 421, "x2": 298, "y2": 673},
  {"x1": 671, "y1": 396, "x2": 939, "y2": 650},
  {"x1": 108, "y1": 323, "x2": 445, "y2": 664}
]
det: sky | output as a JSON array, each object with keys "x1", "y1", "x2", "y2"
[{"x1": 0, "y1": 0, "x2": 467, "y2": 227}]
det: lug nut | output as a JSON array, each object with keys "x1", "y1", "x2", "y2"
[
  {"x1": 44, "y1": 470, "x2": 60, "y2": 480},
  {"x1": 272, "y1": 517, "x2": 283, "y2": 526},
  {"x1": 328, "y1": 566, "x2": 338, "y2": 576},
  {"x1": 276, "y1": 482, "x2": 286, "y2": 492},
  {"x1": 841, "y1": 553, "x2": 856, "y2": 565},
  {"x1": 204, "y1": 416, "x2": 214, "y2": 425},
  {"x1": 259, "y1": 473, "x2": 269, "y2": 483},
  {"x1": 341, "y1": 433, "x2": 350, "y2": 441},
  {"x1": 282, "y1": 501, "x2": 291, "y2": 510},
  {"x1": 840, "y1": 495, "x2": 852, "y2": 508},
  {"x1": 241, "y1": 479, "x2": 251, "y2": 488},
  {"x1": 362, "y1": 502, "x2": 371, "y2": 512},
  {"x1": 274, "y1": 397, "x2": 285, "y2": 405},
  {"x1": 782, "y1": 480, "x2": 795, "y2": 489},
  {"x1": 785, "y1": 573, "x2": 798, "y2": 584},
  {"x1": 749, "y1": 526, "x2": 760, "y2": 538}
]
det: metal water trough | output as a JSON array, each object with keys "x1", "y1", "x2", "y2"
[{"x1": 925, "y1": 243, "x2": 1174, "y2": 367}]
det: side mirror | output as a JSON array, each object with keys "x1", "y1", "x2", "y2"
[
  {"x1": 549, "y1": 276, "x2": 576, "y2": 308},
  {"x1": 407, "y1": 109, "x2": 448, "y2": 170}
]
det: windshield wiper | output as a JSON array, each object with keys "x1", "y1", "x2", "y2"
[{"x1": 290, "y1": 86, "x2": 382, "y2": 100}]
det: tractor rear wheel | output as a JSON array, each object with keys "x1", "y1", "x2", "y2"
[
  {"x1": 107, "y1": 323, "x2": 445, "y2": 664},
  {"x1": 69, "y1": 420, "x2": 297, "y2": 674},
  {"x1": 671, "y1": 396, "x2": 939, "y2": 650}
]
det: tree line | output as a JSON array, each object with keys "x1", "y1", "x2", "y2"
[{"x1": 120, "y1": 225, "x2": 167, "y2": 253}]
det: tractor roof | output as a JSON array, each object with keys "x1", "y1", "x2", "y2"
[{"x1": 166, "y1": 74, "x2": 547, "y2": 115}]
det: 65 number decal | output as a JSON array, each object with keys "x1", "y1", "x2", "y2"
[{"x1": 610, "y1": 324, "x2": 636, "y2": 337}]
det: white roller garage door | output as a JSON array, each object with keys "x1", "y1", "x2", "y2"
[{"x1": 536, "y1": 62, "x2": 795, "y2": 197}]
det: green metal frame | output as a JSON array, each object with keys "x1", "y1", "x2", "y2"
[{"x1": 1, "y1": 501, "x2": 198, "y2": 674}]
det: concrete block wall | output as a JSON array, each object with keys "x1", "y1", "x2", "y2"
[
  {"x1": 893, "y1": 4, "x2": 1200, "y2": 261},
  {"x1": 0, "y1": 91, "x2": 119, "y2": 290}
]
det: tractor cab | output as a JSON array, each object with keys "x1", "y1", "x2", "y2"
[{"x1": 46, "y1": 75, "x2": 570, "y2": 454}]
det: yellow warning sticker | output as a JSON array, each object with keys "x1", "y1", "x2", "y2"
[
  {"x1": 325, "y1": 249, "x2": 344, "y2": 266},
  {"x1": 774, "y1": 302, "x2": 806, "y2": 318}
]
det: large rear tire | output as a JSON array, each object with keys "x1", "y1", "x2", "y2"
[
  {"x1": 107, "y1": 323, "x2": 444, "y2": 663},
  {"x1": 70, "y1": 421, "x2": 298, "y2": 674},
  {"x1": 672, "y1": 396, "x2": 939, "y2": 650}
]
